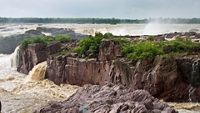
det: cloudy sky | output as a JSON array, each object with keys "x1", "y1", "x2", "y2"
[{"x1": 0, "y1": 0, "x2": 199, "y2": 19}]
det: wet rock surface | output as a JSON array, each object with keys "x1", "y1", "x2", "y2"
[{"x1": 36, "y1": 84, "x2": 177, "y2": 113}]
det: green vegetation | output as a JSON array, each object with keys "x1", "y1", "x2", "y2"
[
  {"x1": 122, "y1": 38, "x2": 200, "y2": 60},
  {"x1": 19, "y1": 35, "x2": 71, "y2": 50},
  {"x1": 20, "y1": 32, "x2": 200, "y2": 60},
  {"x1": 74, "y1": 33, "x2": 200, "y2": 59},
  {"x1": 123, "y1": 41, "x2": 163, "y2": 59},
  {"x1": 74, "y1": 33, "x2": 108, "y2": 57}
]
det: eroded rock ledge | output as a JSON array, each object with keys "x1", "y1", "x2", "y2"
[
  {"x1": 17, "y1": 33, "x2": 200, "y2": 102},
  {"x1": 35, "y1": 84, "x2": 177, "y2": 113}
]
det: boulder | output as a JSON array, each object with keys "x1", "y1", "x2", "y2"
[{"x1": 36, "y1": 84, "x2": 177, "y2": 113}]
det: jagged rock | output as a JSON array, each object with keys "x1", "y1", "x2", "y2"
[
  {"x1": 46, "y1": 54, "x2": 200, "y2": 102},
  {"x1": 46, "y1": 57, "x2": 111, "y2": 85},
  {"x1": 36, "y1": 84, "x2": 177, "y2": 113},
  {"x1": 17, "y1": 43, "x2": 48, "y2": 74},
  {"x1": 17, "y1": 34, "x2": 200, "y2": 102},
  {"x1": 17, "y1": 42, "x2": 64, "y2": 74},
  {"x1": 98, "y1": 39, "x2": 122, "y2": 61}
]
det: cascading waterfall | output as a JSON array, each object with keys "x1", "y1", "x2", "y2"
[
  {"x1": 25, "y1": 61, "x2": 47, "y2": 82},
  {"x1": 10, "y1": 46, "x2": 20, "y2": 68},
  {"x1": 189, "y1": 60, "x2": 199, "y2": 102}
]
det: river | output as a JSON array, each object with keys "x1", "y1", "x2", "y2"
[{"x1": 1, "y1": 23, "x2": 200, "y2": 113}]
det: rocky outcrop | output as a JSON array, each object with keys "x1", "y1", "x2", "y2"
[
  {"x1": 98, "y1": 39, "x2": 122, "y2": 61},
  {"x1": 46, "y1": 57, "x2": 111, "y2": 85},
  {"x1": 36, "y1": 84, "x2": 177, "y2": 113},
  {"x1": 17, "y1": 43, "x2": 48, "y2": 74},
  {"x1": 46, "y1": 38, "x2": 200, "y2": 102},
  {"x1": 17, "y1": 42, "x2": 62, "y2": 74},
  {"x1": 0, "y1": 27, "x2": 86, "y2": 54}
]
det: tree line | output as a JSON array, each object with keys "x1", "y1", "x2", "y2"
[{"x1": 0, "y1": 17, "x2": 200, "y2": 24}]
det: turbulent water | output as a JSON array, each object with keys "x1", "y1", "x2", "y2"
[
  {"x1": 0, "y1": 54, "x2": 79, "y2": 113},
  {"x1": 1, "y1": 23, "x2": 200, "y2": 112},
  {"x1": 0, "y1": 23, "x2": 200, "y2": 37}
]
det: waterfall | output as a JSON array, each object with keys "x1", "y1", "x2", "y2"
[
  {"x1": 10, "y1": 46, "x2": 20, "y2": 68},
  {"x1": 25, "y1": 62, "x2": 47, "y2": 82},
  {"x1": 188, "y1": 60, "x2": 199, "y2": 102}
]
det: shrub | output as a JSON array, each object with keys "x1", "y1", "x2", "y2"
[
  {"x1": 55, "y1": 35, "x2": 71, "y2": 43},
  {"x1": 123, "y1": 41, "x2": 163, "y2": 59},
  {"x1": 74, "y1": 35, "x2": 102, "y2": 56},
  {"x1": 123, "y1": 38, "x2": 200, "y2": 60},
  {"x1": 20, "y1": 36, "x2": 48, "y2": 50},
  {"x1": 74, "y1": 32, "x2": 114, "y2": 57}
]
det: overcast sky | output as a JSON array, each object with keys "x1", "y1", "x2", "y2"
[{"x1": 0, "y1": 0, "x2": 199, "y2": 19}]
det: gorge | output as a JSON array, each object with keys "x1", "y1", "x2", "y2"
[
  {"x1": 7, "y1": 31, "x2": 200, "y2": 112},
  {"x1": 1, "y1": 24, "x2": 200, "y2": 112}
]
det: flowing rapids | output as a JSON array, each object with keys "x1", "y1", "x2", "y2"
[
  {"x1": 167, "y1": 103, "x2": 200, "y2": 113},
  {"x1": 0, "y1": 55, "x2": 79, "y2": 113}
]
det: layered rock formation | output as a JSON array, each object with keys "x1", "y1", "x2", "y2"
[
  {"x1": 45, "y1": 39, "x2": 200, "y2": 102},
  {"x1": 17, "y1": 33, "x2": 200, "y2": 102},
  {"x1": 36, "y1": 84, "x2": 177, "y2": 113},
  {"x1": 17, "y1": 42, "x2": 62, "y2": 74}
]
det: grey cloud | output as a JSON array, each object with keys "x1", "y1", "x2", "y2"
[{"x1": 0, "y1": 0, "x2": 199, "y2": 18}]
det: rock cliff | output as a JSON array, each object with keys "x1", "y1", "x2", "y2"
[
  {"x1": 46, "y1": 39, "x2": 200, "y2": 102},
  {"x1": 17, "y1": 33, "x2": 200, "y2": 102},
  {"x1": 17, "y1": 42, "x2": 62, "y2": 74}
]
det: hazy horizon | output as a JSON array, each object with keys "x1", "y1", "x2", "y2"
[{"x1": 0, "y1": 0, "x2": 200, "y2": 19}]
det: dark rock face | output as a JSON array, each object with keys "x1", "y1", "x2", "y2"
[
  {"x1": 47, "y1": 42, "x2": 62, "y2": 55},
  {"x1": 36, "y1": 84, "x2": 177, "y2": 113},
  {"x1": 17, "y1": 43, "x2": 48, "y2": 74},
  {"x1": 98, "y1": 39, "x2": 122, "y2": 61},
  {"x1": 46, "y1": 49, "x2": 200, "y2": 102},
  {"x1": 46, "y1": 57, "x2": 111, "y2": 85},
  {"x1": 17, "y1": 35, "x2": 200, "y2": 102},
  {"x1": 0, "y1": 33, "x2": 39, "y2": 54},
  {"x1": 17, "y1": 42, "x2": 62, "y2": 74}
]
